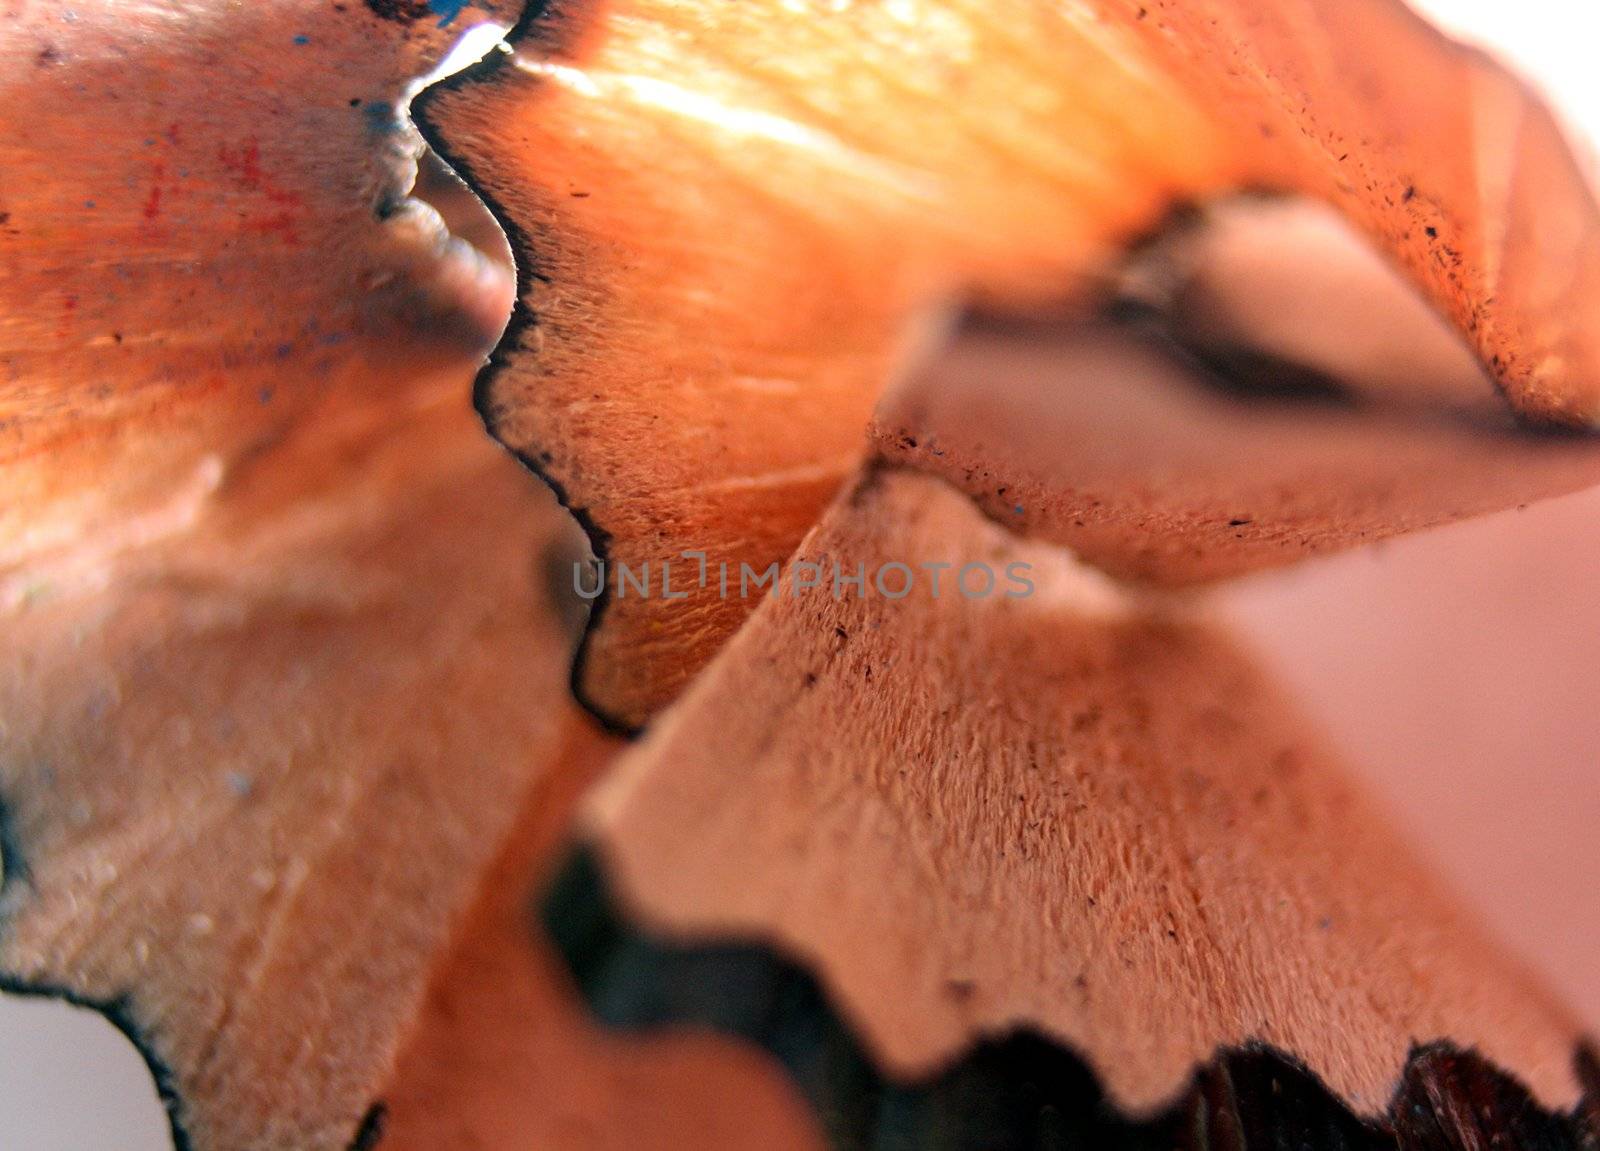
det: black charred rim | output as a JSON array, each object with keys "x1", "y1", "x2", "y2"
[
  {"x1": 349, "y1": 1101, "x2": 389, "y2": 1150},
  {"x1": 544, "y1": 845, "x2": 1600, "y2": 1151},
  {"x1": 0, "y1": 796, "x2": 195, "y2": 1146},
  {"x1": 364, "y1": 0, "x2": 437, "y2": 23},
  {"x1": 410, "y1": 0, "x2": 639, "y2": 739},
  {"x1": 0, "y1": 800, "x2": 383, "y2": 1151},
  {"x1": 0, "y1": 973, "x2": 193, "y2": 1151}
]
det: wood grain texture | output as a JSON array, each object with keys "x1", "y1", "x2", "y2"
[
  {"x1": 0, "y1": 384, "x2": 587, "y2": 1150},
  {"x1": 426, "y1": 0, "x2": 1600, "y2": 725},
  {"x1": 379, "y1": 716, "x2": 826, "y2": 1151},
  {"x1": 0, "y1": 0, "x2": 518, "y2": 583},
  {"x1": 1219, "y1": 483, "x2": 1600, "y2": 1032},
  {"x1": 578, "y1": 469, "x2": 1589, "y2": 1118},
  {"x1": 546, "y1": 845, "x2": 1600, "y2": 1150},
  {"x1": 874, "y1": 308, "x2": 1600, "y2": 587}
]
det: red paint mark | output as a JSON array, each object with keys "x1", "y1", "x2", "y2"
[
  {"x1": 56, "y1": 293, "x2": 78, "y2": 340},
  {"x1": 218, "y1": 137, "x2": 305, "y2": 245},
  {"x1": 264, "y1": 185, "x2": 303, "y2": 210},
  {"x1": 243, "y1": 211, "x2": 302, "y2": 244},
  {"x1": 142, "y1": 162, "x2": 165, "y2": 220},
  {"x1": 218, "y1": 138, "x2": 264, "y2": 190}
]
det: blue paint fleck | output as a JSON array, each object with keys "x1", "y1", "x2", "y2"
[
  {"x1": 429, "y1": 0, "x2": 468, "y2": 27},
  {"x1": 292, "y1": 33, "x2": 310, "y2": 44},
  {"x1": 362, "y1": 101, "x2": 401, "y2": 135},
  {"x1": 1013, "y1": 504, "x2": 1024, "y2": 516},
  {"x1": 275, "y1": 342, "x2": 294, "y2": 359}
]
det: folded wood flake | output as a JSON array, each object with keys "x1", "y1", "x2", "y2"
[
  {"x1": 426, "y1": 0, "x2": 1600, "y2": 726},
  {"x1": 558, "y1": 469, "x2": 1596, "y2": 1145}
]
